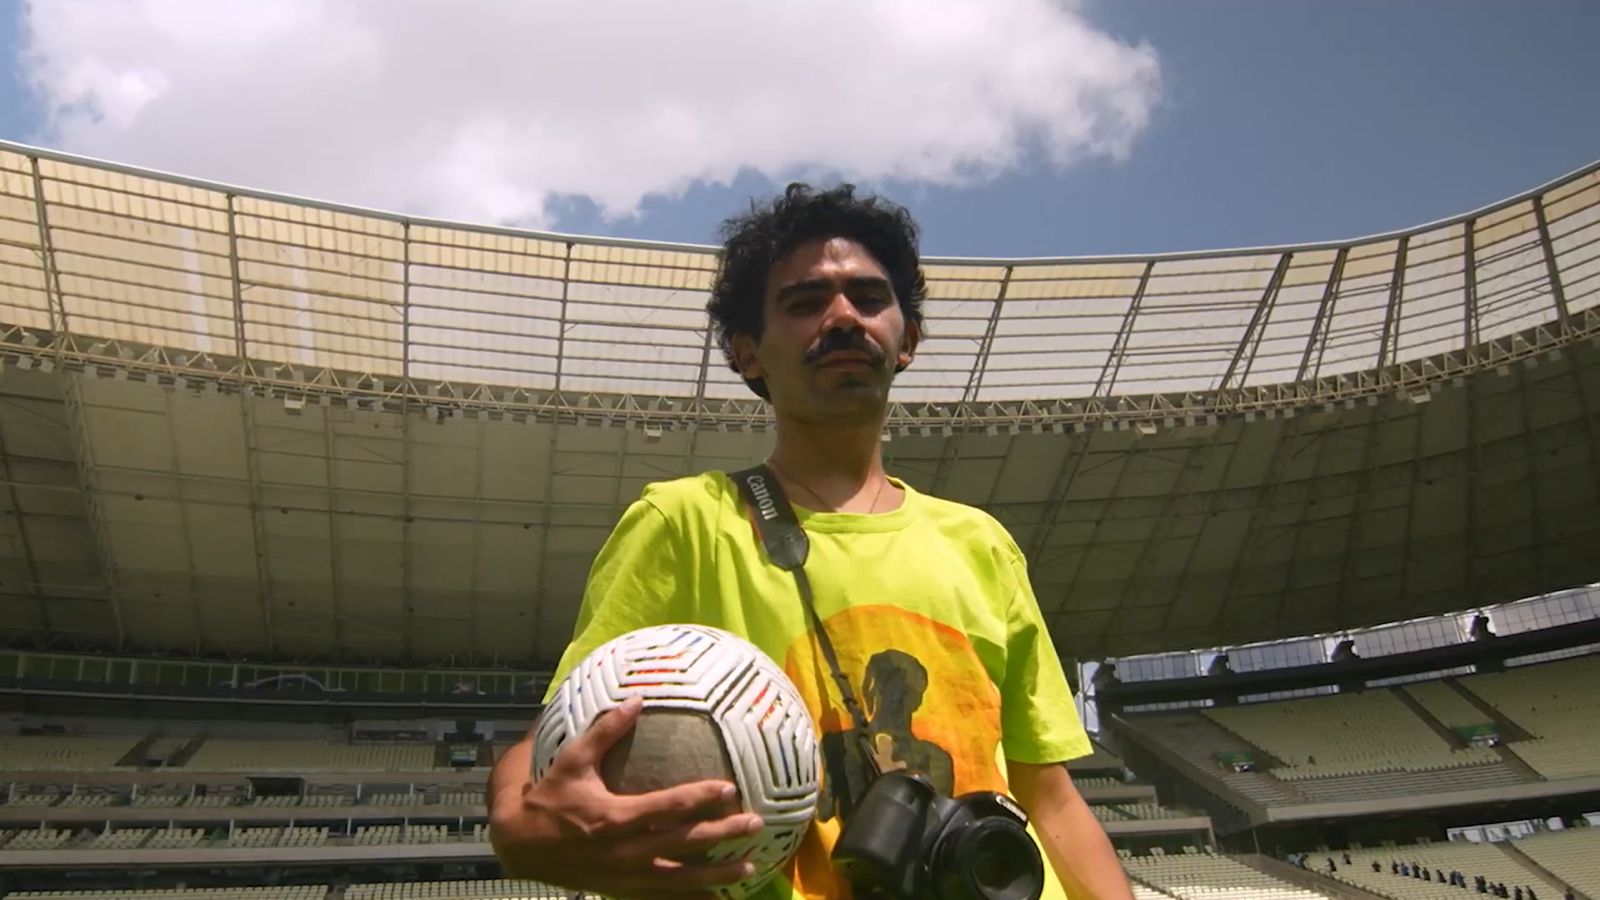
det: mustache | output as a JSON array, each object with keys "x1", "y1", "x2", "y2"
[{"x1": 803, "y1": 329, "x2": 886, "y2": 366}]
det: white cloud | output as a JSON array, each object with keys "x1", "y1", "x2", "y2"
[{"x1": 19, "y1": 0, "x2": 1161, "y2": 228}]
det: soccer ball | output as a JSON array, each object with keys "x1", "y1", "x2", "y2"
[{"x1": 532, "y1": 624, "x2": 820, "y2": 898}]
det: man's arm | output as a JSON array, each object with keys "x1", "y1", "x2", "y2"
[{"x1": 1008, "y1": 761, "x2": 1135, "y2": 900}]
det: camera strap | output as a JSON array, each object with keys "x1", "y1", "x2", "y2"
[{"x1": 731, "y1": 465, "x2": 879, "y2": 776}]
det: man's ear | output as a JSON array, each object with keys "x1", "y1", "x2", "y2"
[
  {"x1": 730, "y1": 332, "x2": 764, "y2": 381},
  {"x1": 897, "y1": 319, "x2": 921, "y2": 369}
]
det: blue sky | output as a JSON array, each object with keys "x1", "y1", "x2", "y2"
[{"x1": 2, "y1": 0, "x2": 1597, "y2": 259}]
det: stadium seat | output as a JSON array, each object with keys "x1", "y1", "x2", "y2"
[
  {"x1": 184, "y1": 739, "x2": 435, "y2": 772},
  {"x1": 1205, "y1": 690, "x2": 1499, "y2": 780},
  {"x1": 1510, "y1": 828, "x2": 1600, "y2": 899},
  {"x1": 1458, "y1": 657, "x2": 1600, "y2": 779},
  {"x1": 0, "y1": 736, "x2": 138, "y2": 772},
  {"x1": 1329, "y1": 839, "x2": 1564, "y2": 900},
  {"x1": 1124, "y1": 851, "x2": 1332, "y2": 900}
]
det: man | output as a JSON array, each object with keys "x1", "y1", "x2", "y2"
[{"x1": 489, "y1": 184, "x2": 1131, "y2": 900}]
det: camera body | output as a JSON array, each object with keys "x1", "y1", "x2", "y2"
[{"x1": 831, "y1": 769, "x2": 1044, "y2": 900}]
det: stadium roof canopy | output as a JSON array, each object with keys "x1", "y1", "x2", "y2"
[{"x1": 0, "y1": 141, "x2": 1597, "y2": 667}]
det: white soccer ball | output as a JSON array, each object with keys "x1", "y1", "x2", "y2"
[{"x1": 532, "y1": 623, "x2": 820, "y2": 899}]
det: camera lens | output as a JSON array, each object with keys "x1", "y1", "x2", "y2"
[{"x1": 938, "y1": 818, "x2": 1043, "y2": 900}]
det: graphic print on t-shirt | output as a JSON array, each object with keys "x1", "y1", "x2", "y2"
[{"x1": 775, "y1": 604, "x2": 1008, "y2": 898}]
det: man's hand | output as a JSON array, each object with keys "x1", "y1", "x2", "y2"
[{"x1": 489, "y1": 696, "x2": 766, "y2": 899}]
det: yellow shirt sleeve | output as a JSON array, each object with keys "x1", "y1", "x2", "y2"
[
  {"x1": 541, "y1": 495, "x2": 693, "y2": 703},
  {"x1": 999, "y1": 542, "x2": 1094, "y2": 765}
]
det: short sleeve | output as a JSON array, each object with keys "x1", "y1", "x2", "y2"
[
  {"x1": 999, "y1": 548, "x2": 1093, "y2": 765},
  {"x1": 542, "y1": 495, "x2": 693, "y2": 702}
]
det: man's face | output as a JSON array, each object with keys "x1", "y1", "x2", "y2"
[{"x1": 732, "y1": 237, "x2": 918, "y2": 424}]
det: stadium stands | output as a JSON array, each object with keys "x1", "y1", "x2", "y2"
[
  {"x1": 7, "y1": 789, "x2": 65, "y2": 807},
  {"x1": 280, "y1": 827, "x2": 331, "y2": 848},
  {"x1": 1283, "y1": 763, "x2": 1531, "y2": 804},
  {"x1": 344, "y1": 881, "x2": 575, "y2": 899},
  {"x1": 87, "y1": 827, "x2": 151, "y2": 849},
  {"x1": 1512, "y1": 828, "x2": 1600, "y2": 899},
  {"x1": 365, "y1": 791, "x2": 423, "y2": 806},
  {"x1": 0, "y1": 737, "x2": 136, "y2": 772},
  {"x1": 184, "y1": 740, "x2": 436, "y2": 772},
  {"x1": 1204, "y1": 690, "x2": 1499, "y2": 780},
  {"x1": 1112, "y1": 654, "x2": 1600, "y2": 818},
  {"x1": 1458, "y1": 657, "x2": 1600, "y2": 779},
  {"x1": 1115, "y1": 712, "x2": 1309, "y2": 807},
  {"x1": 1402, "y1": 681, "x2": 1495, "y2": 730},
  {"x1": 57, "y1": 791, "x2": 117, "y2": 808},
  {"x1": 1330, "y1": 840, "x2": 1565, "y2": 900},
  {"x1": 2, "y1": 828, "x2": 71, "y2": 850},
  {"x1": 130, "y1": 791, "x2": 188, "y2": 807},
  {"x1": 1123, "y1": 849, "x2": 1332, "y2": 900},
  {"x1": 3, "y1": 883, "x2": 328, "y2": 890},
  {"x1": 145, "y1": 827, "x2": 208, "y2": 849},
  {"x1": 226, "y1": 827, "x2": 285, "y2": 849},
  {"x1": 354, "y1": 825, "x2": 403, "y2": 846},
  {"x1": 1093, "y1": 803, "x2": 1195, "y2": 822}
]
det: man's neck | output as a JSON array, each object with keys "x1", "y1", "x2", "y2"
[{"x1": 766, "y1": 418, "x2": 896, "y2": 513}]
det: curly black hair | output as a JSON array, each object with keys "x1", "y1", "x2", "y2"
[{"x1": 707, "y1": 182, "x2": 927, "y2": 400}]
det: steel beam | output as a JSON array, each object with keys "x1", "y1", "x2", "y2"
[
  {"x1": 1154, "y1": 413, "x2": 1291, "y2": 643},
  {"x1": 399, "y1": 223, "x2": 416, "y2": 662},
  {"x1": 1297, "y1": 248, "x2": 1349, "y2": 383},
  {"x1": 1515, "y1": 363, "x2": 1550, "y2": 593},
  {"x1": 27, "y1": 156, "x2": 118, "y2": 646},
  {"x1": 1020, "y1": 266, "x2": 1155, "y2": 587},
  {"x1": 931, "y1": 266, "x2": 1014, "y2": 497},
  {"x1": 1332, "y1": 399, "x2": 1388, "y2": 625},
  {"x1": 0, "y1": 410, "x2": 52, "y2": 639},
  {"x1": 225, "y1": 194, "x2": 276, "y2": 657},
  {"x1": 1265, "y1": 410, "x2": 1340, "y2": 628},
  {"x1": 1048, "y1": 432, "x2": 1142, "y2": 625},
  {"x1": 58, "y1": 378, "x2": 133, "y2": 650},
  {"x1": 1022, "y1": 429, "x2": 1097, "y2": 575},
  {"x1": 679, "y1": 325, "x2": 717, "y2": 480},
  {"x1": 1463, "y1": 219, "x2": 1480, "y2": 350},
  {"x1": 2, "y1": 300, "x2": 1589, "y2": 436},
  {"x1": 466, "y1": 415, "x2": 487, "y2": 665},
  {"x1": 1531, "y1": 196, "x2": 1572, "y2": 328},
  {"x1": 1093, "y1": 262, "x2": 1154, "y2": 398},
  {"x1": 160, "y1": 388, "x2": 203, "y2": 651},
  {"x1": 530, "y1": 242, "x2": 573, "y2": 661},
  {"x1": 35, "y1": 156, "x2": 132, "y2": 649},
  {"x1": 1394, "y1": 397, "x2": 1428, "y2": 614},
  {"x1": 1463, "y1": 363, "x2": 1480, "y2": 606},
  {"x1": 1377, "y1": 236, "x2": 1411, "y2": 369},
  {"x1": 1533, "y1": 202, "x2": 1600, "y2": 500},
  {"x1": 1220, "y1": 254, "x2": 1291, "y2": 391},
  {"x1": 320, "y1": 407, "x2": 346, "y2": 655}
]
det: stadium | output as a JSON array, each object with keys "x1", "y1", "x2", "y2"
[{"x1": 0, "y1": 136, "x2": 1596, "y2": 900}]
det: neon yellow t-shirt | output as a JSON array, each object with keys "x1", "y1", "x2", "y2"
[{"x1": 547, "y1": 470, "x2": 1092, "y2": 900}]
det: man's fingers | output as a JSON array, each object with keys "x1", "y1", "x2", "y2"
[
  {"x1": 631, "y1": 812, "x2": 765, "y2": 861},
  {"x1": 620, "y1": 778, "x2": 742, "y2": 828},
  {"x1": 558, "y1": 694, "x2": 644, "y2": 770},
  {"x1": 647, "y1": 855, "x2": 759, "y2": 890}
]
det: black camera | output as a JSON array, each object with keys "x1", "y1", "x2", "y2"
[{"x1": 831, "y1": 769, "x2": 1044, "y2": 900}]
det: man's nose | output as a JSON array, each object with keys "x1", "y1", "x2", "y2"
[{"x1": 819, "y1": 291, "x2": 865, "y2": 331}]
